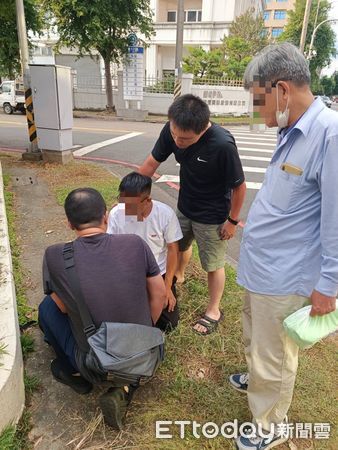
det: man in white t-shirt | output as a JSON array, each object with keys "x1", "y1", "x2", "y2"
[{"x1": 107, "y1": 172, "x2": 183, "y2": 331}]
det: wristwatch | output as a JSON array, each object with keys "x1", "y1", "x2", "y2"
[{"x1": 227, "y1": 216, "x2": 239, "y2": 226}]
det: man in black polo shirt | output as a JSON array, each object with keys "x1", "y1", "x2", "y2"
[{"x1": 139, "y1": 94, "x2": 246, "y2": 335}]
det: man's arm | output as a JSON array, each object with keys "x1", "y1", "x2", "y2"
[
  {"x1": 146, "y1": 274, "x2": 167, "y2": 323},
  {"x1": 220, "y1": 181, "x2": 247, "y2": 240},
  {"x1": 164, "y1": 242, "x2": 179, "y2": 312},
  {"x1": 139, "y1": 154, "x2": 161, "y2": 177},
  {"x1": 311, "y1": 135, "x2": 338, "y2": 316}
]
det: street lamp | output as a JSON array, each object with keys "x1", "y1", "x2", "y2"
[{"x1": 307, "y1": 18, "x2": 338, "y2": 60}]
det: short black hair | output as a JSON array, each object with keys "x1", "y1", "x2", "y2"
[
  {"x1": 119, "y1": 172, "x2": 152, "y2": 196},
  {"x1": 168, "y1": 94, "x2": 210, "y2": 134},
  {"x1": 64, "y1": 188, "x2": 107, "y2": 230}
]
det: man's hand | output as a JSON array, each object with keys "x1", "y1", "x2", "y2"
[
  {"x1": 220, "y1": 221, "x2": 237, "y2": 240},
  {"x1": 166, "y1": 288, "x2": 177, "y2": 312},
  {"x1": 310, "y1": 290, "x2": 336, "y2": 316}
]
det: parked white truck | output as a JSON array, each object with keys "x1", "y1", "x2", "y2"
[{"x1": 0, "y1": 80, "x2": 25, "y2": 114}]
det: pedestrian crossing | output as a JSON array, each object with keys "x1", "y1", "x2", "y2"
[
  {"x1": 229, "y1": 126, "x2": 277, "y2": 190},
  {"x1": 156, "y1": 126, "x2": 277, "y2": 191}
]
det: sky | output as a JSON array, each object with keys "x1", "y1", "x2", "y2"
[{"x1": 323, "y1": 0, "x2": 338, "y2": 75}]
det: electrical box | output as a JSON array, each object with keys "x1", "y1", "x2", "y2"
[{"x1": 29, "y1": 65, "x2": 73, "y2": 151}]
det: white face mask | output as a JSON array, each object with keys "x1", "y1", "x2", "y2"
[{"x1": 275, "y1": 82, "x2": 290, "y2": 128}]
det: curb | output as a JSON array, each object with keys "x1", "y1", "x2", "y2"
[
  {"x1": 0, "y1": 162, "x2": 25, "y2": 433},
  {"x1": 72, "y1": 111, "x2": 250, "y2": 127}
]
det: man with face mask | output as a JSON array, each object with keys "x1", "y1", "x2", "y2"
[{"x1": 231, "y1": 43, "x2": 338, "y2": 450}]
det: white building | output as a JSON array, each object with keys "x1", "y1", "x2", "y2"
[{"x1": 145, "y1": 0, "x2": 265, "y2": 78}]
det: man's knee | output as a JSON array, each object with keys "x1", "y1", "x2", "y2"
[{"x1": 38, "y1": 295, "x2": 58, "y2": 330}]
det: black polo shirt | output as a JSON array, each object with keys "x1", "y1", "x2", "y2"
[{"x1": 152, "y1": 122, "x2": 245, "y2": 224}]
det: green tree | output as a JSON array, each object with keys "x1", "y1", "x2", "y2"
[
  {"x1": 279, "y1": 0, "x2": 336, "y2": 90},
  {"x1": 44, "y1": 0, "x2": 154, "y2": 110},
  {"x1": 333, "y1": 72, "x2": 338, "y2": 95},
  {"x1": 0, "y1": 0, "x2": 43, "y2": 79},
  {"x1": 320, "y1": 75, "x2": 335, "y2": 96},
  {"x1": 183, "y1": 47, "x2": 225, "y2": 78},
  {"x1": 221, "y1": 7, "x2": 268, "y2": 79}
]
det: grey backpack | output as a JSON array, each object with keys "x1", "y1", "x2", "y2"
[{"x1": 63, "y1": 242, "x2": 164, "y2": 385}]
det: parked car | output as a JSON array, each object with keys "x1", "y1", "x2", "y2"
[
  {"x1": 317, "y1": 95, "x2": 332, "y2": 108},
  {"x1": 0, "y1": 80, "x2": 25, "y2": 114}
]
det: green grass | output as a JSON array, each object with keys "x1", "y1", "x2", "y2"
[
  {"x1": 3, "y1": 175, "x2": 35, "y2": 327},
  {"x1": 0, "y1": 411, "x2": 32, "y2": 450},
  {"x1": 20, "y1": 333, "x2": 35, "y2": 359},
  {"x1": 24, "y1": 372, "x2": 41, "y2": 397},
  {"x1": 1, "y1": 157, "x2": 336, "y2": 449}
]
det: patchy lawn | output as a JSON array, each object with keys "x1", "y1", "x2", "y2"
[{"x1": 1, "y1": 154, "x2": 336, "y2": 449}]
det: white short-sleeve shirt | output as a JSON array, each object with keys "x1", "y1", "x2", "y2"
[{"x1": 107, "y1": 200, "x2": 183, "y2": 275}]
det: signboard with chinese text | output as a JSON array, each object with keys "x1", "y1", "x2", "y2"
[{"x1": 123, "y1": 46, "x2": 144, "y2": 101}]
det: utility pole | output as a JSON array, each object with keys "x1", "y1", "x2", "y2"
[
  {"x1": 174, "y1": 0, "x2": 184, "y2": 99},
  {"x1": 15, "y1": 0, "x2": 40, "y2": 156},
  {"x1": 299, "y1": 0, "x2": 313, "y2": 54}
]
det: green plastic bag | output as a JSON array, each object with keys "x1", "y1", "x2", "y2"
[{"x1": 283, "y1": 300, "x2": 338, "y2": 349}]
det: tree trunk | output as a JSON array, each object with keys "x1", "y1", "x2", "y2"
[{"x1": 104, "y1": 57, "x2": 114, "y2": 112}]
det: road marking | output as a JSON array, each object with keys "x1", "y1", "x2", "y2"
[
  {"x1": 156, "y1": 174, "x2": 263, "y2": 190},
  {"x1": 240, "y1": 155, "x2": 271, "y2": 162},
  {"x1": 0, "y1": 120, "x2": 134, "y2": 134},
  {"x1": 0, "y1": 120, "x2": 24, "y2": 126},
  {"x1": 73, "y1": 126, "x2": 132, "y2": 133},
  {"x1": 155, "y1": 175, "x2": 180, "y2": 183},
  {"x1": 243, "y1": 166, "x2": 266, "y2": 173},
  {"x1": 246, "y1": 182, "x2": 262, "y2": 190},
  {"x1": 73, "y1": 132, "x2": 143, "y2": 156},
  {"x1": 238, "y1": 147, "x2": 274, "y2": 154},
  {"x1": 236, "y1": 140, "x2": 276, "y2": 147},
  {"x1": 233, "y1": 134, "x2": 277, "y2": 141}
]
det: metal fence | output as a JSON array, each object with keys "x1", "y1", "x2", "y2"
[
  {"x1": 72, "y1": 74, "x2": 118, "y2": 91},
  {"x1": 143, "y1": 76, "x2": 175, "y2": 94},
  {"x1": 192, "y1": 76, "x2": 243, "y2": 87}
]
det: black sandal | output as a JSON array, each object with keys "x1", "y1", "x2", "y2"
[{"x1": 193, "y1": 311, "x2": 224, "y2": 336}]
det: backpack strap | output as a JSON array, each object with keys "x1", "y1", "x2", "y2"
[{"x1": 62, "y1": 242, "x2": 96, "y2": 338}]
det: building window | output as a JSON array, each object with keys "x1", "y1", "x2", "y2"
[
  {"x1": 276, "y1": 0, "x2": 287, "y2": 2},
  {"x1": 274, "y1": 10, "x2": 286, "y2": 20},
  {"x1": 32, "y1": 46, "x2": 53, "y2": 56},
  {"x1": 261, "y1": 28, "x2": 269, "y2": 37},
  {"x1": 167, "y1": 11, "x2": 176, "y2": 22},
  {"x1": 263, "y1": 11, "x2": 270, "y2": 20},
  {"x1": 185, "y1": 10, "x2": 202, "y2": 22},
  {"x1": 272, "y1": 28, "x2": 284, "y2": 37},
  {"x1": 167, "y1": 9, "x2": 202, "y2": 23}
]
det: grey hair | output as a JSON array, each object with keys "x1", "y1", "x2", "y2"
[{"x1": 243, "y1": 42, "x2": 311, "y2": 89}]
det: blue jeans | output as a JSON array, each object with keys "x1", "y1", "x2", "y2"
[{"x1": 38, "y1": 295, "x2": 78, "y2": 373}]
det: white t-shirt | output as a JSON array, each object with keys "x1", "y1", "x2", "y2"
[{"x1": 107, "y1": 200, "x2": 183, "y2": 275}]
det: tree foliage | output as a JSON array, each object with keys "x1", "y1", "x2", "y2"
[
  {"x1": 44, "y1": 0, "x2": 154, "y2": 109},
  {"x1": 0, "y1": 0, "x2": 43, "y2": 79},
  {"x1": 183, "y1": 8, "x2": 268, "y2": 80},
  {"x1": 279, "y1": 0, "x2": 336, "y2": 87},
  {"x1": 221, "y1": 7, "x2": 268, "y2": 79},
  {"x1": 183, "y1": 47, "x2": 225, "y2": 78}
]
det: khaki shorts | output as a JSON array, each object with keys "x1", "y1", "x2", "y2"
[{"x1": 177, "y1": 210, "x2": 227, "y2": 272}]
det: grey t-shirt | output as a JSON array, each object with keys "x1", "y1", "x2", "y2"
[{"x1": 43, "y1": 233, "x2": 160, "y2": 352}]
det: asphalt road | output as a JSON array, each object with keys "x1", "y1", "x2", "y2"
[{"x1": 1, "y1": 103, "x2": 337, "y2": 264}]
